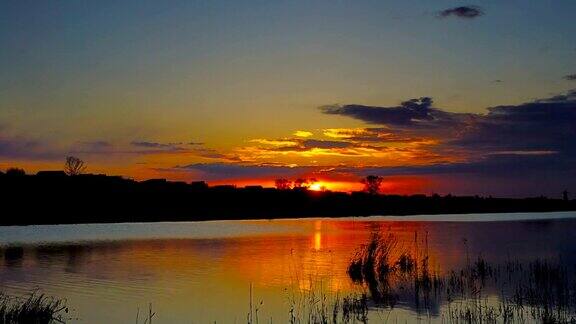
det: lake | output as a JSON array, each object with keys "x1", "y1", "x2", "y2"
[{"x1": 1, "y1": 212, "x2": 576, "y2": 323}]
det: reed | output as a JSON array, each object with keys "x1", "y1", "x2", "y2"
[
  {"x1": 0, "y1": 291, "x2": 67, "y2": 324},
  {"x1": 347, "y1": 231, "x2": 576, "y2": 323}
]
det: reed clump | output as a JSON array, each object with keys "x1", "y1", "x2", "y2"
[
  {"x1": 283, "y1": 279, "x2": 369, "y2": 324},
  {"x1": 348, "y1": 232, "x2": 576, "y2": 323},
  {"x1": 0, "y1": 291, "x2": 67, "y2": 324}
]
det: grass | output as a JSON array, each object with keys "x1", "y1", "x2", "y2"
[{"x1": 0, "y1": 291, "x2": 67, "y2": 324}]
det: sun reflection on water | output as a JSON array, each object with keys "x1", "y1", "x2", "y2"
[{"x1": 313, "y1": 220, "x2": 322, "y2": 251}]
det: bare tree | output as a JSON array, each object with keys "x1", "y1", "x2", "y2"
[
  {"x1": 361, "y1": 175, "x2": 384, "y2": 195},
  {"x1": 64, "y1": 156, "x2": 86, "y2": 176}
]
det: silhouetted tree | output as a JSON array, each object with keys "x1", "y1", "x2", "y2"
[
  {"x1": 275, "y1": 178, "x2": 291, "y2": 190},
  {"x1": 563, "y1": 190, "x2": 569, "y2": 201},
  {"x1": 5, "y1": 167, "x2": 25, "y2": 176},
  {"x1": 361, "y1": 175, "x2": 383, "y2": 195},
  {"x1": 293, "y1": 178, "x2": 309, "y2": 189},
  {"x1": 64, "y1": 156, "x2": 86, "y2": 176}
]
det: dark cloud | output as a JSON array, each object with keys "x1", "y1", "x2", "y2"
[
  {"x1": 301, "y1": 139, "x2": 353, "y2": 149},
  {"x1": 564, "y1": 74, "x2": 576, "y2": 81},
  {"x1": 321, "y1": 91, "x2": 576, "y2": 158},
  {"x1": 68, "y1": 139, "x2": 234, "y2": 160},
  {"x1": 344, "y1": 154, "x2": 569, "y2": 179},
  {"x1": 0, "y1": 137, "x2": 62, "y2": 160},
  {"x1": 191, "y1": 147, "x2": 243, "y2": 162},
  {"x1": 131, "y1": 141, "x2": 184, "y2": 149},
  {"x1": 176, "y1": 163, "x2": 315, "y2": 180},
  {"x1": 322, "y1": 97, "x2": 432, "y2": 126},
  {"x1": 129, "y1": 140, "x2": 211, "y2": 155},
  {"x1": 321, "y1": 97, "x2": 475, "y2": 132},
  {"x1": 438, "y1": 6, "x2": 483, "y2": 19},
  {"x1": 316, "y1": 90, "x2": 576, "y2": 195},
  {"x1": 452, "y1": 90, "x2": 576, "y2": 156}
]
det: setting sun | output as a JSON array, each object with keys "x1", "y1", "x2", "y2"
[{"x1": 309, "y1": 182, "x2": 325, "y2": 191}]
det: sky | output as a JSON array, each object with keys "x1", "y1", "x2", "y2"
[{"x1": 1, "y1": 0, "x2": 576, "y2": 197}]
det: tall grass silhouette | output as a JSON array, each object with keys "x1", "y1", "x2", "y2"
[{"x1": 347, "y1": 232, "x2": 576, "y2": 323}]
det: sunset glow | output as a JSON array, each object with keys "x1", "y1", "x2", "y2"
[
  {"x1": 0, "y1": 1, "x2": 575, "y2": 197},
  {"x1": 1, "y1": 2, "x2": 576, "y2": 323},
  {"x1": 309, "y1": 182, "x2": 324, "y2": 191}
]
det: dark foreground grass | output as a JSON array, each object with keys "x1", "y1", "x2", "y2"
[{"x1": 0, "y1": 292, "x2": 67, "y2": 324}]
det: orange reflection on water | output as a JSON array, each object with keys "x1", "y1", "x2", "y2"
[
  {"x1": 2, "y1": 217, "x2": 575, "y2": 323},
  {"x1": 313, "y1": 220, "x2": 322, "y2": 251}
]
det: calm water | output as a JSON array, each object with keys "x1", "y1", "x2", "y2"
[{"x1": 1, "y1": 212, "x2": 576, "y2": 323}]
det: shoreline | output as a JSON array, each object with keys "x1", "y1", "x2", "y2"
[{"x1": 0, "y1": 210, "x2": 576, "y2": 228}]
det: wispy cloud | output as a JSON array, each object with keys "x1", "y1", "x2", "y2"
[
  {"x1": 438, "y1": 6, "x2": 484, "y2": 19},
  {"x1": 0, "y1": 137, "x2": 63, "y2": 161}
]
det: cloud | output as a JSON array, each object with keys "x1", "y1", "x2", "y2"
[
  {"x1": 322, "y1": 97, "x2": 433, "y2": 126},
  {"x1": 71, "y1": 141, "x2": 113, "y2": 154},
  {"x1": 321, "y1": 97, "x2": 476, "y2": 134},
  {"x1": 302, "y1": 139, "x2": 353, "y2": 149},
  {"x1": 128, "y1": 140, "x2": 236, "y2": 160},
  {"x1": 438, "y1": 6, "x2": 483, "y2": 19},
  {"x1": 130, "y1": 141, "x2": 185, "y2": 149},
  {"x1": 318, "y1": 90, "x2": 576, "y2": 195},
  {"x1": 320, "y1": 91, "x2": 576, "y2": 159},
  {"x1": 0, "y1": 137, "x2": 63, "y2": 160},
  {"x1": 451, "y1": 90, "x2": 576, "y2": 156},
  {"x1": 73, "y1": 139, "x2": 235, "y2": 160},
  {"x1": 175, "y1": 163, "x2": 315, "y2": 180},
  {"x1": 250, "y1": 138, "x2": 354, "y2": 151},
  {"x1": 294, "y1": 130, "x2": 313, "y2": 138},
  {"x1": 564, "y1": 74, "x2": 576, "y2": 81}
]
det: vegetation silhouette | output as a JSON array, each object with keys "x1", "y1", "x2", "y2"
[
  {"x1": 347, "y1": 233, "x2": 576, "y2": 323},
  {"x1": 361, "y1": 176, "x2": 384, "y2": 195},
  {"x1": 0, "y1": 291, "x2": 67, "y2": 324},
  {"x1": 275, "y1": 178, "x2": 292, "y2": 190},
  {"x1": 5, "y1": 168, "x2": 25, "y2": 177},
  {"x1": 0, "y1": 168, "x2": 574, "y2": 226},
  {"x1": 63, "y1": 156, "x2": 86, "y2": 176}
]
